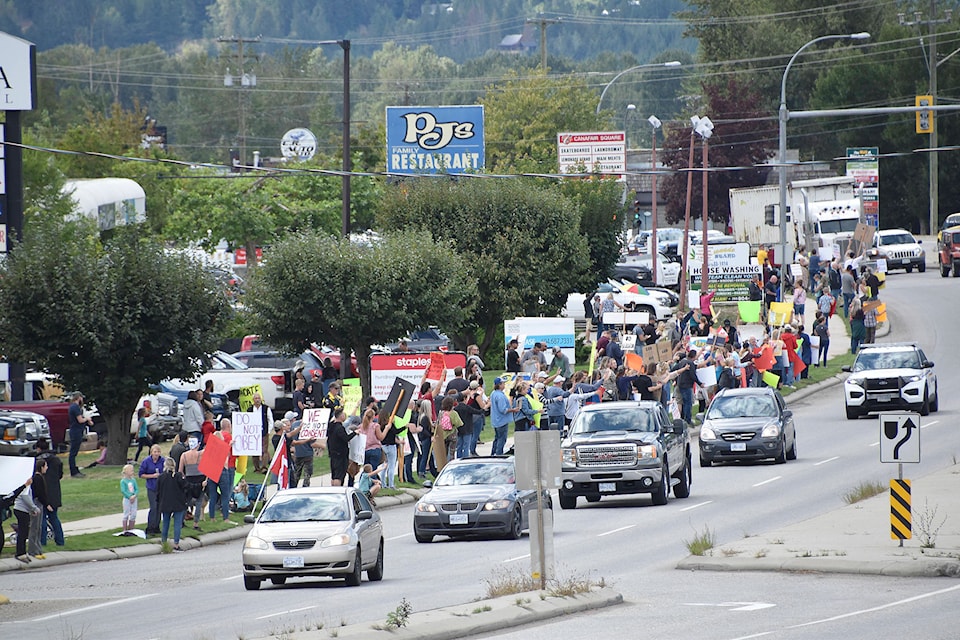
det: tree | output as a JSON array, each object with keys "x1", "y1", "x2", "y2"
[
  {"x1": 244, "y1": 230, "x2": 477, "y2": 400},
  {"x1": 0, "y1": 223, "x2": 232, "y2": 465},
  {"x1": 377, "y1": 178, "x2": 590, "y2": 356},
  {"x1": 557, "y1": 178, "x2": 624, "y2": 286}
]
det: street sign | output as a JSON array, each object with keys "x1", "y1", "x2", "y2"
[
  {"x1": 514, "y1": 430, "x2": 561, "y2": 490},
  {"x1": 879, "y1": 412, "x2": 920, "y2": 464},
  {"x1": 890, "y1": 478, "x2": 912, "y2": 540}
]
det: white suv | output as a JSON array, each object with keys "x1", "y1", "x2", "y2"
[
  {"x1": 842, "y1": 343, "x2": 938, "y2": 419},
  {"x1": 867, "y1": 229, "x2": 926, "y2": 273}
]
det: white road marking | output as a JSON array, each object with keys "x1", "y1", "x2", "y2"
[
  {"x1": 597, "y1": 524, "x2": 635, "y2": 537},
  {"x1": 255, "y1": 605, "x2": 316, "y2": 620},
  {"x1": 752, "y1": 476, "x2": 781, "y2": 487},
  {"x1": 788, "y1": 582, "x2": 960, "y2": 629},
  {"x1": 813, "y1": 457, "x2": 839, "y2": 466},
  {"x1": 728, "y1": 633, "x2": 774, "y2": 639},
  {"x1": 221, "y1": 574, "x2": 242, "y2": 581},
  {"x1": 680, "y1": 500, "x2": 713, "y2": 512},
  {"x1": 920, "y1": 420, "x2": 939, "y2": 429},
  {"x1": 387, "y1": 532, "x2": 412, "y2": 541},
  {"x1": 869, "y1": 441, "x2": 879, "y2": 447},
  {"x1": 501, "y1": 554, "x2": 530, "y2": 563},
  {"x1": 32, "y1": 593, "x2": 158, "y2": 622},
  {"x1": 684, "y1": 601, "x2": 775, "y2": 611}
]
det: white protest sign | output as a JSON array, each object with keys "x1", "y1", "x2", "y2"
[
  {"x1": 696, "y1": 366, "x2": 718, "y2": 388},
  {"x1": 876, "y1": 258, "x2": 887, "y2": 273},
  {"x1": 299, "y1": 408, "x2": 331, "y2": 440},
  {"x1": 0, "y1": 456, "x2": 36, "y2": 494},
  {"x1": 231, "y1": 411, "x2": 262, "y2": 456}
]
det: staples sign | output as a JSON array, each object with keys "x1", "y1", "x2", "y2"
[{"x1": 386, "y1": 105, "x2": 484, "y2": 175}]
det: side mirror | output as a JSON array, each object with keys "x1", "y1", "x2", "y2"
[
  {"x1": 673, "y1": 419, "x2": 687, "y2": 434},
  {"x1": 243, "y1": 515, "x2": 256, "y2": 524},
  {"x1": 841, "y1": 365, "x2": 851, "y2": 372},
  {"x1": 923, "y1": 361, "x2": 935, "y2": 369},
  {"x1": 917, "y1": 239, "x2": 922, "y2": 244},
  {"x1": 356, "y1": 510, "x2": 373, "y2": 521},
  {"x1": 782, "y1": 410, "x2": 793, "y2": 420},
  {"x1": 695, "y1": 412, "x2": 704, "y2": 422},
  {"x1": 422, "y1": 480, "x2": 433, "y2": 489}
]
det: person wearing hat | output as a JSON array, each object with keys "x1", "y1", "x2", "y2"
[
  {"x1": 489, "y1": 377, "x2": 519, "y2": 455},
  {"x1": 543, "y1": 375, "x2": 569, "y2": 431},
  {"x1": 723, "y1": 319, "x2": 740, "y2": 349},
  {"x1": 671, "y1": 349, "x2": 698, "y2": 423},
  {"x1": 549, "y1": 346, "x2": 573, "y2": 378}
]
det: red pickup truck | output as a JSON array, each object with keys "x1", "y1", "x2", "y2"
[{"x1": 0, "y1": 399, "x2": 74, "y2": 448}]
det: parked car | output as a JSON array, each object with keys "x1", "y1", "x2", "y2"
[
  {"x1": 559, "y1": 400, "x2": 691, "y2": 509},
  {"x1": 382, "y1": 328, "x2": 451, "y2": 353},
  {"x1": 240, "y1": 335, "x2": 360, "y2": 378},
  {"x1": 612, "y1": 261, "x2": 653, "y2": 286},
  {"x1": 842, "y1": 342, "x2": 938, "y2": 419},
  {"x1": 938, "y1": 212, "x2": 960, "y2": 242},
  {"x1": 564, "y1": 282, "x2": 677, "y2": 322},
  {"x1": 865, "y1": 229, "x2": 926, "y2": 273},
  {"x1": 129, "y1": 391, "x2": 182, "y2": 443},
  {"x1": 616, "y1": 253, "x2": 681, "y2": 289},
  {"x1": 232, "y1": 350, "x2": 325, "y2": 378},
  {"x1": 241, "y1": 487, "x2": 384, "y2": 590},
  {"x1": 0, "y1": 409, "x2": 50, "y2": 456},
  {"x1": 413, "y1": 456, "x2": 549, "y2": 543},
  {"x1": 937, "y1": 225, "x2": 960, "y2": 277},
  {"x1": 698, "y1": 387, "x2": 797, "y2": 467}
]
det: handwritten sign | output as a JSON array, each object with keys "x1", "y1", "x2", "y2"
[
  {"x1": 341, "y1": 378, "x2": 363, "y2": 416},
  {"x1": 231, "y1": 411, "x2": 262, "y2": 456},
  {"x1": 299, "y1": 408, "x2": 331, "y2": 440},
  {"x1": 426, "y1": 352, "x2": 446, "y2": 381},
  {"x1": 238, "y1": 384, "x2": 263, "y2": 412}
]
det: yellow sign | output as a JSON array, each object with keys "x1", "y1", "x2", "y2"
[
  {"x1": 238, "y1": 384, "x2": 262, "y2": 412},
  {"x1": 916, "y1": 95, "x2": 933, "y2": 134},
  {"x1": 890, "y1": 479, "x2": 911, "y2": 540},
  {"x1": 341, "y1": 379, "x2": 363, "y2": 417}
]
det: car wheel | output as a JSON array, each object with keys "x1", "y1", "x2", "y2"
[
  {"x1": 774, "y1": 438, "x2": 787, "y2": 464},
  {"x1": 920, "y1": 391, "x2": 930, "y2": 416},
  {"x1": 941, "y1": 263, "x2": 950, "y2": 277},
  {"x1": 651, "y1": 463, "x2": 670, "y2": 505},
  {"x1": 699, "y1": 453, "x2": 712, "y2": 468},
  {"x1": 906, "y1": 265, "x2": 913, "y2": 273},
  {"x1": 345, "y1": 547, "x2": 362, "y2": 586},
  {"x1": 673, "y1": 454, "x2": 691, "y2": 499},
  {"x1": 845, "y1": 405, "x2": 860, "y2": 420},
  {"x1": 505, "y1": 506, "x2": 522, "y2": 540},
  {"x1": 243, "y1": 576, "x2": 261, "y2": 591},
  {"x1": 930, "y1": 387, "x2": 939, "y2": 412},
  {"x1": 786, "y1": 434, "x2": 797, "y2": 461},
  {"x1": 954, "y1": 263, "x2": 960, "y2": 277},
  {"x1": 918, "y1": 262, "x2": 926, "y2": 273},
  {"x1": 558, "y1": 490, "x2": 577, "y2": 510},
  {"x1": 270, "y1": 577, "x2": 286, "y2": 585},
  {"x1": 637, "y1": 305, "x2": 655, "y2": 317},
  {"x1": 367, "y1": 539, "x2": 384, "y2": 581},
  {"x1": 414, "y1": 531, "x2": 433, "y2": 543},
  {"x1": 585, "y1": 494, "x2": 601, "y2": 503}
]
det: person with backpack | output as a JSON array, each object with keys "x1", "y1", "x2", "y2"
[
  {"x1": 1, "y1": 476, "x2": 31, "y2": 559},
  {"x1": 434, "y1": 396, "x2": 462, "y2": 470}
]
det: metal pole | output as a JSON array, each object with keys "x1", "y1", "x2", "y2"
[
  {"x1": 929, "y1": 0, "x2": 939, "y2": 235},
  {"x1": 651, "y1": 126, "x2": 658, "y2": 283},
  {"x1": 535, "y1": 430, "x2": 546, "y2": 590},
  {"x1": 6, "y1": 111, "x2": 25, "y2": 401},
  {"x1": 341, "y1": 39, "x2": 351, "y2": 238},
  {"x1": 701, "y1": 136, "x2": 710, "y2": 298},
  {"x1": 595, "y1": 62, "x2": 681, "y2": 115},
  {"x1": 680, "y1": 129, "x2": 696, "y2": 312}
]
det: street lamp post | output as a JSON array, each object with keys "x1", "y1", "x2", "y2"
[
  {"x1": 625, "y1": 103, "x2": 636, "y2": 148},
  {"x1": 779, "y1": 33, "x2": 869, "y2": 301},
  {"x1": 649, "y1": 115, "x2": 662, "y2": 282},
  {"x1": 692, "y1": 116, "x2": 714, "y2": 297},
  {"x1": 596, "y1": 61, "x2": 681, "y2": 115}
]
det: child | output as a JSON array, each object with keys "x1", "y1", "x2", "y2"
[
  {"x1": 357, "y1": 461, "x2": 386, "y2": 505},
  {"x1": 120, "y1": 464, "x2": 139, "y2": 533},
  {"x1": 86, "y1": 440, "x2": 108, "y2": 468},
  {"x1": 201, "y1": 411, "x2": 216, "y2": 448},
  {"x1": 232, "y1": 479, "x2": 251, "y2": 512}
]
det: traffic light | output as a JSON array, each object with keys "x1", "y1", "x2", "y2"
[
  {"x1": 633, "y1": 200, "x2": 641, "y2": 229},
  {"x1": 764, "y1": 204, "x2": 776, "y2": 226},
  {"x1": 916, "y1": 95, "x2": 933, "y2": 134}
]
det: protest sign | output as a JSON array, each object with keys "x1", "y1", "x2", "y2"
[
  {"x1": 737, "y1": 301, "x2": 762, "y2": 323},
  {"x1": 298, "y1": 408, "x2": 331, "y2": 440},
  {"x1": 426, "y1": 352, "x2": 446, "y2": 381},
  {"x1": 341, "y1": 378, "x2": 363, "y2": 416},
  {"x1": 621, "y1": 334, "x2": 637, "y2": 352},
  {"x1": 643, "y1": 344, "x2": 659, "y2": 365},
  {"x1": 0, "y1": 456, "x2": 35, "y2": 494},
  {"x1": 231, "y1": 411, "x2": 262, "y2": 456},
  {"x1": 696, "y1": 366, "x2": 717, "y2": 388},
  {"x1": 657, "y1": 341, "x2": 672, "y2": 363},
  {"x1": 625, "y1": 352, "x2": 643, "y2": 372},
  {"x1": 238, "y1": 384, "x2": 262, "y2": 412},
  {"x1": 383, "y1": 377, "x2": 417, "y2": 420},
  {"x1": 761, "y1": 371, "x2": 780, "y2": 388},
  {"x1": 198, "y1": 434, "x2": 229, "y2": 482},
  {"x1": 738, "y1": 324, "x2": 765, "y2": 345}
]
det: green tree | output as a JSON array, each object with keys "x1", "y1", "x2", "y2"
[
  {"x1": 0, "y1": 223, "x2": 231, "y2": 465},
  {"x1": 377, "y1": 178, "x2": 590, "y2": 355},
  {"x1": 245, "y1": 230, "x2": 477, "y2": 399},
  {"x1": 557, "y1": 178, "x2": 624, "y2": 285}
]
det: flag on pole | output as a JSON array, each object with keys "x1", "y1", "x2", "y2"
[{"x1": 268, "y1": 441, "x2": 289, "y2": 491}]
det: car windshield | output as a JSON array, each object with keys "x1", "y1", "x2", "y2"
[
  {"x1": 706, "y1": 395, "x2": 778, "y2": 419},
  {"x1": 259, "y1": 494, "x2": 350, "y2": 522},
  {"x1": 853, "y1": 350, "x2": 922, "y2": 371},
  {"x1": 435, "y1": 462, "x2": 515, "y2": 486},
  {"x1": 949, "y1": 231, "x2": 960, "y2": 245},
  {"x1": 819, "y1": 218, "x2": 859, "y2": 234},
  {"x1": 211, "y1": 351, "x2": 248, "y2": 370},
  {"x1": 571, "y1": 409, "x2": 656, "y2": 434},
  {"x1": 880, "y1": 233, "x2": 916, "y2": 246}
]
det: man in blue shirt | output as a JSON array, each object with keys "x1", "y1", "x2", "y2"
[
  {"x1": 543, "y1": 377, "x2": 569, "y2": 430},
  {"x1": 489, "y1": 378, "x2": 518, "y2": 455},
  {"x1": 67, "y1": 393, "x2": 93, "y2": 478}
]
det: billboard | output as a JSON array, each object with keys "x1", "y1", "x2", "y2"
[
  {"x1": 846, "y1": 147, "x2": 879, "y2": 227},
  {"x1": 386, "y1": 106, "x2": 484, "y2": 175},
  {"x1": 557, "y1": 131, "x2": 626, "y2": 175},
  {"x1": 368, "y1": 352, "x2": 468, "y2": 401}
]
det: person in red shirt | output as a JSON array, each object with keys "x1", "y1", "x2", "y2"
[
  {"x1": 200, "y1": 411, "x2": 216, "y2": 448},
  {"x1": 780, "y1": 326, "x2": 799, "y2": 388},
  {"x1": 207, "y1": 420, "x2": 234, "y2": 522}
]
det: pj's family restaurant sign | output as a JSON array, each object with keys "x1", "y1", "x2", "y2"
[{"x1": 386, "y1": 105, "x2": 484, "y2": 175}]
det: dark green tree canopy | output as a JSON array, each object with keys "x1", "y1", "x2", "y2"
[
  {"x1": 0, "y1": 222, "x2": 232, "y2": 463},
  {"x1": 245, "y1": 230, "x2": 478, "y2": 399}
]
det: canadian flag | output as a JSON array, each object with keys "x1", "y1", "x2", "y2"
[{"x1": 268, "y1": 441, "x2": 289, "y2": 491}]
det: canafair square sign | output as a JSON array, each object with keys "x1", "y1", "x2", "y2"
[{"x1": 386, "y1": 105, "x2": 484, "y2": 174}]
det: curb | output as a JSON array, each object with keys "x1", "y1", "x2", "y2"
[
  {"x1": 676, "y1": 555, "x2": 960, "y2": 578},
  {"x1": 0, "y1": 490, "x2": 422, "y2": 574},
  {"x1": 250, "y1": 587, "x2": 624, "y2": 640}
]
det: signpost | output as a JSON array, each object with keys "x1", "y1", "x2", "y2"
[
  {"x1": 880, "y1": 412, "x2": 920, "y2": 545},
  {"x1": 556, "y1": 131, "x2": 626, "y2": 176},
  {"x1": 514, "y1": 430, "x2": 561, "y2": 588}
]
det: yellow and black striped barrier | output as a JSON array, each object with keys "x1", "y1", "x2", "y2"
[{"x1": 890, "y1": 479, "x2": 911, "y2": 540}]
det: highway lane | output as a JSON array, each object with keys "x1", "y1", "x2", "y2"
[{"x1": 2, "y1": 266, "x2": 958, "y2": 639}]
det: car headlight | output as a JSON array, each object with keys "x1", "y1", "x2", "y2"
[
  {"x1": 483, "y1": 499, "x2": 512, "y2": 511},
  {"x1": 637, "y1": 444, "x2": 658, "y2": 460},
  {"x1": 847, "y1": 376, "x2": 865, "y2": 387},
  {"x1": 158, "y1": 405, "x2": 170, "y2": 416},
  {"x1": 320, "y1": 533, "x2": 351, "y2": 547},
  {"x1": 761, "y1": 422, "x2": 781, "y2": 438},
  {"x1": 244, "y1": 535, "x2": 268, "y2": 550},
  {"x1": 699, "y1": 426, "x2": 717, "y2": 441},
  {"x1": 562, "y1": 448, "x2": 577, "y2": 465},
  {"x1": 416, "y1": 501, "x2": 437, "y2": 513},
  {"x1": 902, "y1": 374, "x2": 922, "y2": 383}
]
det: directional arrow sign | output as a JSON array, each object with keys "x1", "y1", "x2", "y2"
[
  {"x1": 683, "y1": 602, "x2": 776, "y2": 612},
  {"x1": 879, "y1": 412, "x2": 920, "y2": 464}
]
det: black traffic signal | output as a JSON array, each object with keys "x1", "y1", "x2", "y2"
[{"x1": 764, "y1": 204, "x2": 776, "y2": 226}]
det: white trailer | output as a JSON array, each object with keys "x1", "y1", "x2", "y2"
[{"x1": 64, "y1": 178, "x2": 146, "y2": 231}]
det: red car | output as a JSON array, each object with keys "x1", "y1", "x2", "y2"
[{"x1": 239, "y1": 336, "x2": 359, "y2": 378}]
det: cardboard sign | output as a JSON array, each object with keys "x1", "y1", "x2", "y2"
[
  {"x1": 198, "y1": 434, "x2": 230, "y2": 483},
  {"x1": 657, "y1": 341, "x2": 673, "y2": 363},
  {"x1": 643, "y1": 344, "x2": 659, "y2": 365},
  {"x1": 625, "y1": 352, "x2": 644, "y2": 372},
  {"x1": 853, "y1": 222, "x2": 875, "y2": 251},
  {"x1": 231, "y1": 411, "x2": 262, "y2": 456},
  {"x1": 383, "y1": 377, "x2": 417, "y2": 419},
  {"x1": 299, "y1": 408, "x2": 331, "y2": 440},
  {"x1": 238, "y1": 384, "x2": 262, "y2": 412},
  {"x1": 863, "y1": 300, "x2": 882, "y2": 313}
]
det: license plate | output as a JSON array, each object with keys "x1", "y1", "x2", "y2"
[
  {"x1": 599, "y1": 482, "x2": 617, "y2": 493},
  {"x1": 730, "y1": 443, "x2": 747, "y2": 452},
  {"x1": 449, "y1": 514, "x2": 469, "y2": 525},
  {"x1": 901, "y1": 258, "x2": 910, "y2": 264},
  {"x1": 283, "y1": 556, "x2": 304, "y2": 568},
  {"x1": 876, "y1": 393, "x2": 898, "y2": 402}
]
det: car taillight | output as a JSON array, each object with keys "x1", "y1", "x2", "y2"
[{"x1": 271, "y1": 375, "x2": 285, "y2": 388}]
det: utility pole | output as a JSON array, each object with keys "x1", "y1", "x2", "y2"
[
  {"x1": 900, "y1": 4, "x2": 953, "y2": 233},
  {"x1": 218, "y1": 35, "x2": 261, "y2": 170},
  {"x1": 526, "y1": 15, "x2": 560, "y2": 71}
]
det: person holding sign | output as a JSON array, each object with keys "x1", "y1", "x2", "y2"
[
  {"x1": 249, "y1": 392, "x2": 274, "y2": 473},
  {"x1": 327, "y1": 409, "x2": 357, "y2": 486}
]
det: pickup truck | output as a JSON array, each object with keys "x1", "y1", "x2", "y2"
[
  {"x1": 559, "y1": 400, "x2": 692, "y2": 509},
  {"x1": 0, "y1": 409, "x2": 51, "y2": 456},
  {"x1": 161, "y1": 351, "x2": 293, "y2": 417}
]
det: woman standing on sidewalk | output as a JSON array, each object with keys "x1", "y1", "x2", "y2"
[
  {"x1": 157, "y1": 457, "x2": 205, "y2": 552},
  {"x1": 813, "y1": 313, "x2": 830, "y2": 367},
  {"x1": 1, "y1": 477, "x2": 30, "y2": 558}
]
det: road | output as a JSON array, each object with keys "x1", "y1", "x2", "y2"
[{"x1": 1, "y1": 265, "x2": 958, "y2": 640}]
